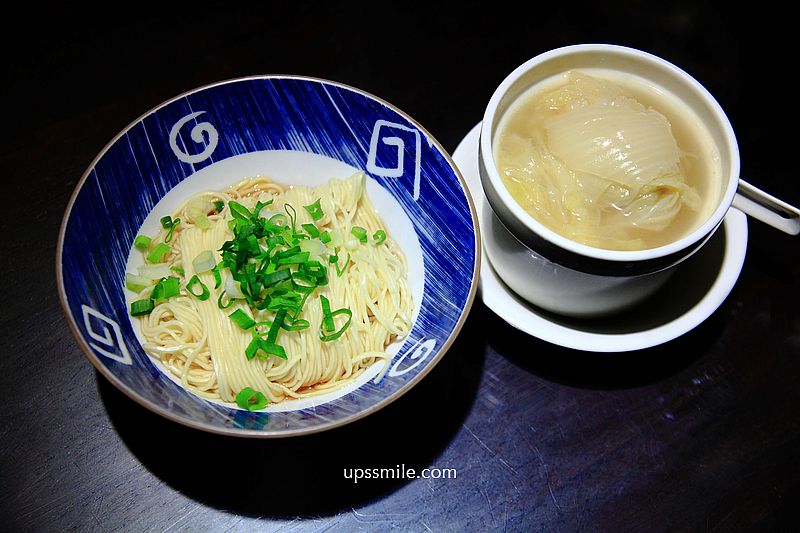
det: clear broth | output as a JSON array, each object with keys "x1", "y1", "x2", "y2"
[{"x1": 493, "y1": 68, "x2": 722, "y2": 251}]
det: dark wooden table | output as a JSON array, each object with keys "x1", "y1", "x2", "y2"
[{"x1": 2, "y1": 4, "x2": 797, "y2": 531}]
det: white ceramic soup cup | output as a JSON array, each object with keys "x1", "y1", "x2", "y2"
[{"x1": 478, "y1": 44, "x2": 741, "y2": 317}]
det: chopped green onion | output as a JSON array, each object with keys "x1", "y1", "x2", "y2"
[
  {"x1": 284, "y1": 203, "x2": 298, "y2": 232},
  {"x1": 244, "y1": 329, "x2": 288, "y2": 361},
  {"x1": 319, "y1": 295, "x2": 352, "y2": 341},
  {"x1": 266, "y1": 235, "x2": 286, "y2": 249},
  {"x1": 267, "y1": 294, "x2": 302, "y2": 313},
  {"x1": 217, "y1": 290, "x2": 235, "y2": 309},
  {"x1": 151, "y1": 276, "x2": 181, "y2": 301},
  {"x1": 229, "y1": 309, "x2": 256, "y2": 330},
  {"x1": 186, "y1": 275, "x2": 210, "y2": 300},
  {"x1": 275, "y1": 252, "x2": 310, "y2": 266},
  {"x1": 262, "y1": 269, "x2": 292, "y2": 287},
  {"x1": 147, "y1": 243, "x2": 170, "y2": 263},
  {"x1": 303, "y1": 198, "x2": 324, "y2": 221},
  {"x1": 268, "y1": 213, "x2": 288, "y2": 227},
  {"x1": 266, "y1": 309, "x2": 287, "y2": 343},
  {"x1": 211, "y1": 264, "x2": 223, "y2": 289},
  {"x1": 246, "y1": 337, "x2": 287, "y2": 361},
  {"x1": 281, "y1": 316, "x2": 310, "y2": 331},
  {"x1": 291, "y1": 272, "x2": 317, "y2": 293},
  {"x1": 170, "y1": 266, "x2": 184, "y2": 276},
  {"x1": 192, "y1": 250, "x2": 216, "y2": 274},
  {"x1": 125, "y1": 273, "x2": 152, "y2": 293},
  {"x1": 320, "y1": 295, "x2": 335, "y2": 332},
  {"x1": 258, "y1": 340, "x2": 287, "y2": 360},
  {"x1": 272, "y1": 246, "x2": 301, "y2": 261},
  {"x1": 298, "y1": 260, "x2": 327, "y2": 286},
  {"x1": 211, "y1": 194, "x2": 366, "y2": 363},
  {"x1": 130, "y1": 298, "x2": 154, "y2": 316},
  {"x1": 301, "y1": 223, "x2": 320, "y2": 238},
  {"x1": 351, "y1": 226, "x2": 368, "y2": 244},
  {"x1": 235, "y1": 387, "x2": 268, "y2": 411},
  {"x1": 213, "y1": 200, "x2": 225, "y2": 212},
  {"x1": 335, "y1": 253, "x2": 350, "y2": 277},
  {"x1": 228, "y1": 201, "x2": 252, "y2": 223},
  {"x1": 372, "y1": 229, "x2": 387, "y2": 245},
  {"x1": 160, "y1": 216, "x2": 181, "y2": 243},
  {"x1": 134, "y1": 235, "x2": 152, "y2": 250},
  {"x1": 252, "y1": 200, "x2": 273, "y2": 219},
  {"x1": 244, "y1": 337, "x2": 260, "y2": 360}
]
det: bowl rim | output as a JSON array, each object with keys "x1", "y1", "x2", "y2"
[
  {"x1": 56, "y1": 74, "x2": 481, "y2": 438},
  {"x1": 479, "y1": 43, "x2": 740, "y2": 265}
]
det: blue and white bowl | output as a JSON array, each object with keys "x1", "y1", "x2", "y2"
[{"x1": 57, "y1": 76, "x2": 480, "y2": 437}]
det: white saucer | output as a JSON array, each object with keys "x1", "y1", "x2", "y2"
[{"x1": 452, "y1": 122, "x2": 748, "y2": 352}]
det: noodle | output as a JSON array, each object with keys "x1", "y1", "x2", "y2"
[{"x1": 133, "y1": 171, "x2": 413, "y2": 406}]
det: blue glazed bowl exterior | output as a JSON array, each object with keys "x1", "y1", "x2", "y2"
[{"x1": 57, "y1": 76, "x2": 479, "y2": 437}]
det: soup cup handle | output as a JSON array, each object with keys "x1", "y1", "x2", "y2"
[{"x1": 732, "y1": 179, "x2": 800, "y2": 235}]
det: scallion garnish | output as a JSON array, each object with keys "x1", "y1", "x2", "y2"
[
  {"x1": 351, "y1": 226, "x2": 368, "y2": 244},
  {"x1": 211, "y1": 264, "x2": 223, "y2": 289},
  {"x1": 235, "y1": 387, "x2": 268, "y2": 411},
  {"x1": 266, "y1": 309, "x2": 287, "y2": 343},
  {"x1": 281, "y1": 316, "x2": 310, "y2": 331},
  {"x1": 147, "y1": 243, "x2": 170, "y2": 263},
  {"x1": 151, "y1": 276, "x2": 180, "y2": 301},
  {"x1": 134, "y1": 235, "x2": 152, "y2": 250},
  {"x1": 228, "y1": 201, "x2": 252, "y2": 223},
  {"x1": 320, "y1": 294, "x2": 335, "y2": 332},
  {"x1": 301, "y1": 223, "x2": 320, "y2": 238},
  {"x1": 229, "y1": 308, "x2": 256, "y2": 330},
  {"x1": 176, "y1": 194, "x2": 359, "y2": 362},
  {"x1": 213, "y1": 200, "x2": 225, "y2": 212},
  {"x1": 319, "y1": 295, "x2": 352, "y2": 341},
  {"x1": 130, "y1": 298, "x2": 155, "y2": 316},
  {"x1": 284, "y1": 203, "x2": 298, "y2": 233},
  {"x1": 217, "y1": 290, "x2": 235, "y2": 309},
  {"x1": 335, "y1": 253, "x2": 350, "y2": 277},
  {"x1": 258, "y1": 340, "x2": 287, "y2": 360},
  {"x1": 262, "y1": 269, "x2": 292, "y2": 287},
  {"x1": 275, "y1": 251, "x2": 310, "y2": 266},
  {"x1": 186, "y1": 275, "x2": 210, "y2": 301},
  {"x1": 170, "y1": 266, "x2": 184, "y2": 276},
  {"x1": 372, "y1": 229, "x2": 386, "y2": 245},
  {"x1": 303, "y1": 198, "x2": 324, "y2": 221},
  {"x1": 246, "y1": 331, "x2": 288, "y2": 360},
  {"x1": 160, "y1": 216, "x2": 181, "y2": 243}
]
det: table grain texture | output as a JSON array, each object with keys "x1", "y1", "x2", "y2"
[{"x1": 1, "y1": 3, "x2": 798, "y2": 532}]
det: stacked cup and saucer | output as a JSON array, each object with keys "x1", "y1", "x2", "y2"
[{"x1": 452, "y1": 44, "x2": 799, "y2": 352}]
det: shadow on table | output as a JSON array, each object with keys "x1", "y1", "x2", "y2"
[
  {"x1": 98, "y1": 305, "x2": 485, "y2": 519},
  {"x1": 480, "y1": 216, "x2": 740, "y2": 390},
  {"x1": 482, "y1": 293, "x2": 731, "y2": 390}
]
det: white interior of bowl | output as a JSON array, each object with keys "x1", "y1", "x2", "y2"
[{"x1": 124, "y1": 149, "x2": 425, "y2": 412}]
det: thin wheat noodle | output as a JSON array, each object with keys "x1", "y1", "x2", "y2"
[{"x1": 134, "y1": 172, "x2": 412, "y2": 406}]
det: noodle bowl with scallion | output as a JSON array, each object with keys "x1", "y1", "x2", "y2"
[{"x1": 124, "y1": 171, "x2": 413, "y2": 410}]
